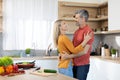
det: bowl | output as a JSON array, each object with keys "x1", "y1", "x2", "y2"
[{"x1": 16, "y1": 62, "x2": 35, "y2": 69}]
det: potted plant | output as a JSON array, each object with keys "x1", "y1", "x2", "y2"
[
  {"x1": 110, "y1": 48, "x2": 116, "y2": 58},
  {"x1": 25, "y1": 48, "x2": 31, "y2": 57}
]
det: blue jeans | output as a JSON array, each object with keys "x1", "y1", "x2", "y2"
[
  {"x1": 73, "y1": 64, "x2": 90, "y2": 80},
  {"x1": 58, "y1": 61, "x2": 73, "y2": 77}
]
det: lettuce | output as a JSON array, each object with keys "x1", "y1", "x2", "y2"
[{"x1": 1, "y1": 56, "x2": 13, "y2": 66}]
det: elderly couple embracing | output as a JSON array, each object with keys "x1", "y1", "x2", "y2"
[{"x1": 53, "y1": 9, "x2": 94, "y2": 80}]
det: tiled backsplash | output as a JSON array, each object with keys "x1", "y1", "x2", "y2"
[
  {"x1": 0, "y1": 32, "x2": 120, "y2": 57},
  {"x1": 102, "y1": 33, "x2": 120, "y2": 54},
  {"x1": 1, "y1": 49, "x2": 58, "y2": 57},
  {"x1": 67, "y1": 34, "x2": 102, "y2": 52},
  {"x1": 67, "y1": 33, "x2": 120, "y2": 56}
]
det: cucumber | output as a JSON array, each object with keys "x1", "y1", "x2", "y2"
[{"x1": 44, "y1": 69, "x2": 57, "y2": 73}]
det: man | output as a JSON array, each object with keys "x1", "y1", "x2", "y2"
[{"x1": 61, "y1": 9, "x2": 94, "y2": 80}]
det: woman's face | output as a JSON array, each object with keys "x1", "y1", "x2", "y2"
[{"x1": 60, "y1": 21, "x2": 68, "y2": 32}]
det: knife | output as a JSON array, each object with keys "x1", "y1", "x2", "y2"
[{"x1": 33, "y1": 67, "x2": 41, "y2": 72}]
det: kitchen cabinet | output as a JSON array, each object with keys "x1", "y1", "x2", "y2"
[
  {"x1": 87, "y1": 57, "x2": 120, "y2": 80},
  {"x1": 58, "y1": 1, "x2": 108, "y2": 34},
  {"x1": 109, "y1": 0, "x2": 120, "y2": 30}
]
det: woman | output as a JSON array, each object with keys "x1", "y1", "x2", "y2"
[{"x1": 53, "y1": 20, "x2": 91, "y2": 77}]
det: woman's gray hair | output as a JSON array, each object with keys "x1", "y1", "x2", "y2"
[{"x1": 75, "y1": 9, "x2": 89, "y2": 22}]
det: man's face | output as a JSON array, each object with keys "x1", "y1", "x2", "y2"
[{"x1": 74, "y1": 14, "x2": 84, "y2": 27}]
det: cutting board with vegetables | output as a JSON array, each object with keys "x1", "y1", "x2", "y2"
[{"x1": 30, "y1": 69, "x2": 57, "y2": 77}]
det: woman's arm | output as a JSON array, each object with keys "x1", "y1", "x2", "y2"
[
  {"x1": 61, "y1": 44, "x2": 90, "y2": 60},
  {"x1": 62, "y1": 32, "x2": 91, "y2": 54},
  {"x1": 68, "y1": 44, "x2": 90, "y2": 58}
]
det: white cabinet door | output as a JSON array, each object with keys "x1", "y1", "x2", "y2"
[
  {"x1": 87, "y1": 58, "x2": 120, "y2": 80},
  {"x1": 87, "y1": 58, "x2": 109, "y2": 80},
  {"x1": 109, "y1": 0, "x2": 120, "y2": 30},
  {"x1": 106, "y1": 62, "x2": 120, "y2": 80}
]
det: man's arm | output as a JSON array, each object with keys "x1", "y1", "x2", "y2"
[
  {"x1": 69, "y1": 44, "x2": 90, "y2": 58},
  {"x1": 61, "y1": 44, "x2": 90, "y2": 60},
  {"x1": 60, "y1": 31, "x2": 94, "y2": 60}
]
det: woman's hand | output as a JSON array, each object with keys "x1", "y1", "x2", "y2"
[
  {"x1": 84, "y1": 31, "x2": 92, "y2": 42},
  {"x1": 59, "y1": 51, "x2": 70, "y2": 60},
  {"x1": 80, "y1": 31, "x2": 93, "y2": 47}
]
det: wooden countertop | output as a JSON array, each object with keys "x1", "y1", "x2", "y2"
[
  {"x1": 0, "y1": 69, "x2": 77, "y2": 80},
  {"x1": 91, "y1": 56, "x2": 120, "y2": 64},
  {"x1": 11, "y1": 56, "x2": 120, "y2": 64}
]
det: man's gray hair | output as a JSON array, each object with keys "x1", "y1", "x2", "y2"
[{"x1": 75, "y1": 9, "x2": 89, "y2": 22}]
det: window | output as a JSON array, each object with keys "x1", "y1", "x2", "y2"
[{"x1": 3, "y1": 0, "x2": 58, "y2": 50}]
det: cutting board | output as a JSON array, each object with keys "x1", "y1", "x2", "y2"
[{"x1": 30, "y1": 70, "x2": 57, "y2": 77}]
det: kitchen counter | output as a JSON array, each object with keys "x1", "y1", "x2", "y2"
[
  {"x1": 12, "y1": 56, "x2": 120, "y2": 64},
  {"x1": 0, "y1": 69, "x2": 77, "y2": 80},
  {"x1": 1, "y1": 56, "x2": 120, "y2": 80},
  {"x1": 91, "y1": 56, "x2": 120, "y2": 64}
]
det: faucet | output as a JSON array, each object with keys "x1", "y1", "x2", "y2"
[
  {"x1": 32, "y1": 42, "x2": 36, "y2": 57},
  {"x1": 46, "y1": 43, "x2": 52, "y2": 56}
]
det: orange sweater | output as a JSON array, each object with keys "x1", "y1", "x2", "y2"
[{"x1": 58, "y1": 35, "x2": 84, "y2": 68}]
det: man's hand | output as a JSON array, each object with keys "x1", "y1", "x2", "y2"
[{"x1": 60, "y1": 51, "x2": 70, "y2": 60}]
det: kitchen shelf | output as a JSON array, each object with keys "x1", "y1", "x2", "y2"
[
  {"x1": 98, "y1": 1, "x2": 108, "y2": 7},
  {"x1": 62, "y1": 2, "x2": 99, "y2": 8},
  {"x1": 59, "y1": 17, "x2": 75, "y2": 21},
  {"x1": 89, "y1": 16, "x2": 108, "y2": 21},
  {"x1": 59, "y1": 1, "x2": 108, "y2": 36},
  {"x1": 62, "y1": 1, "x2": 108, "y2": 8},
  {"x1": 59, "y1": 16, "x2": 108, "y2": 21},
  {"x1": 65, "y1": 30, "x2": 120, "y2": 35},
  {"x1": 94, "y1": 30, "x2": 120, "y2": 34}
]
